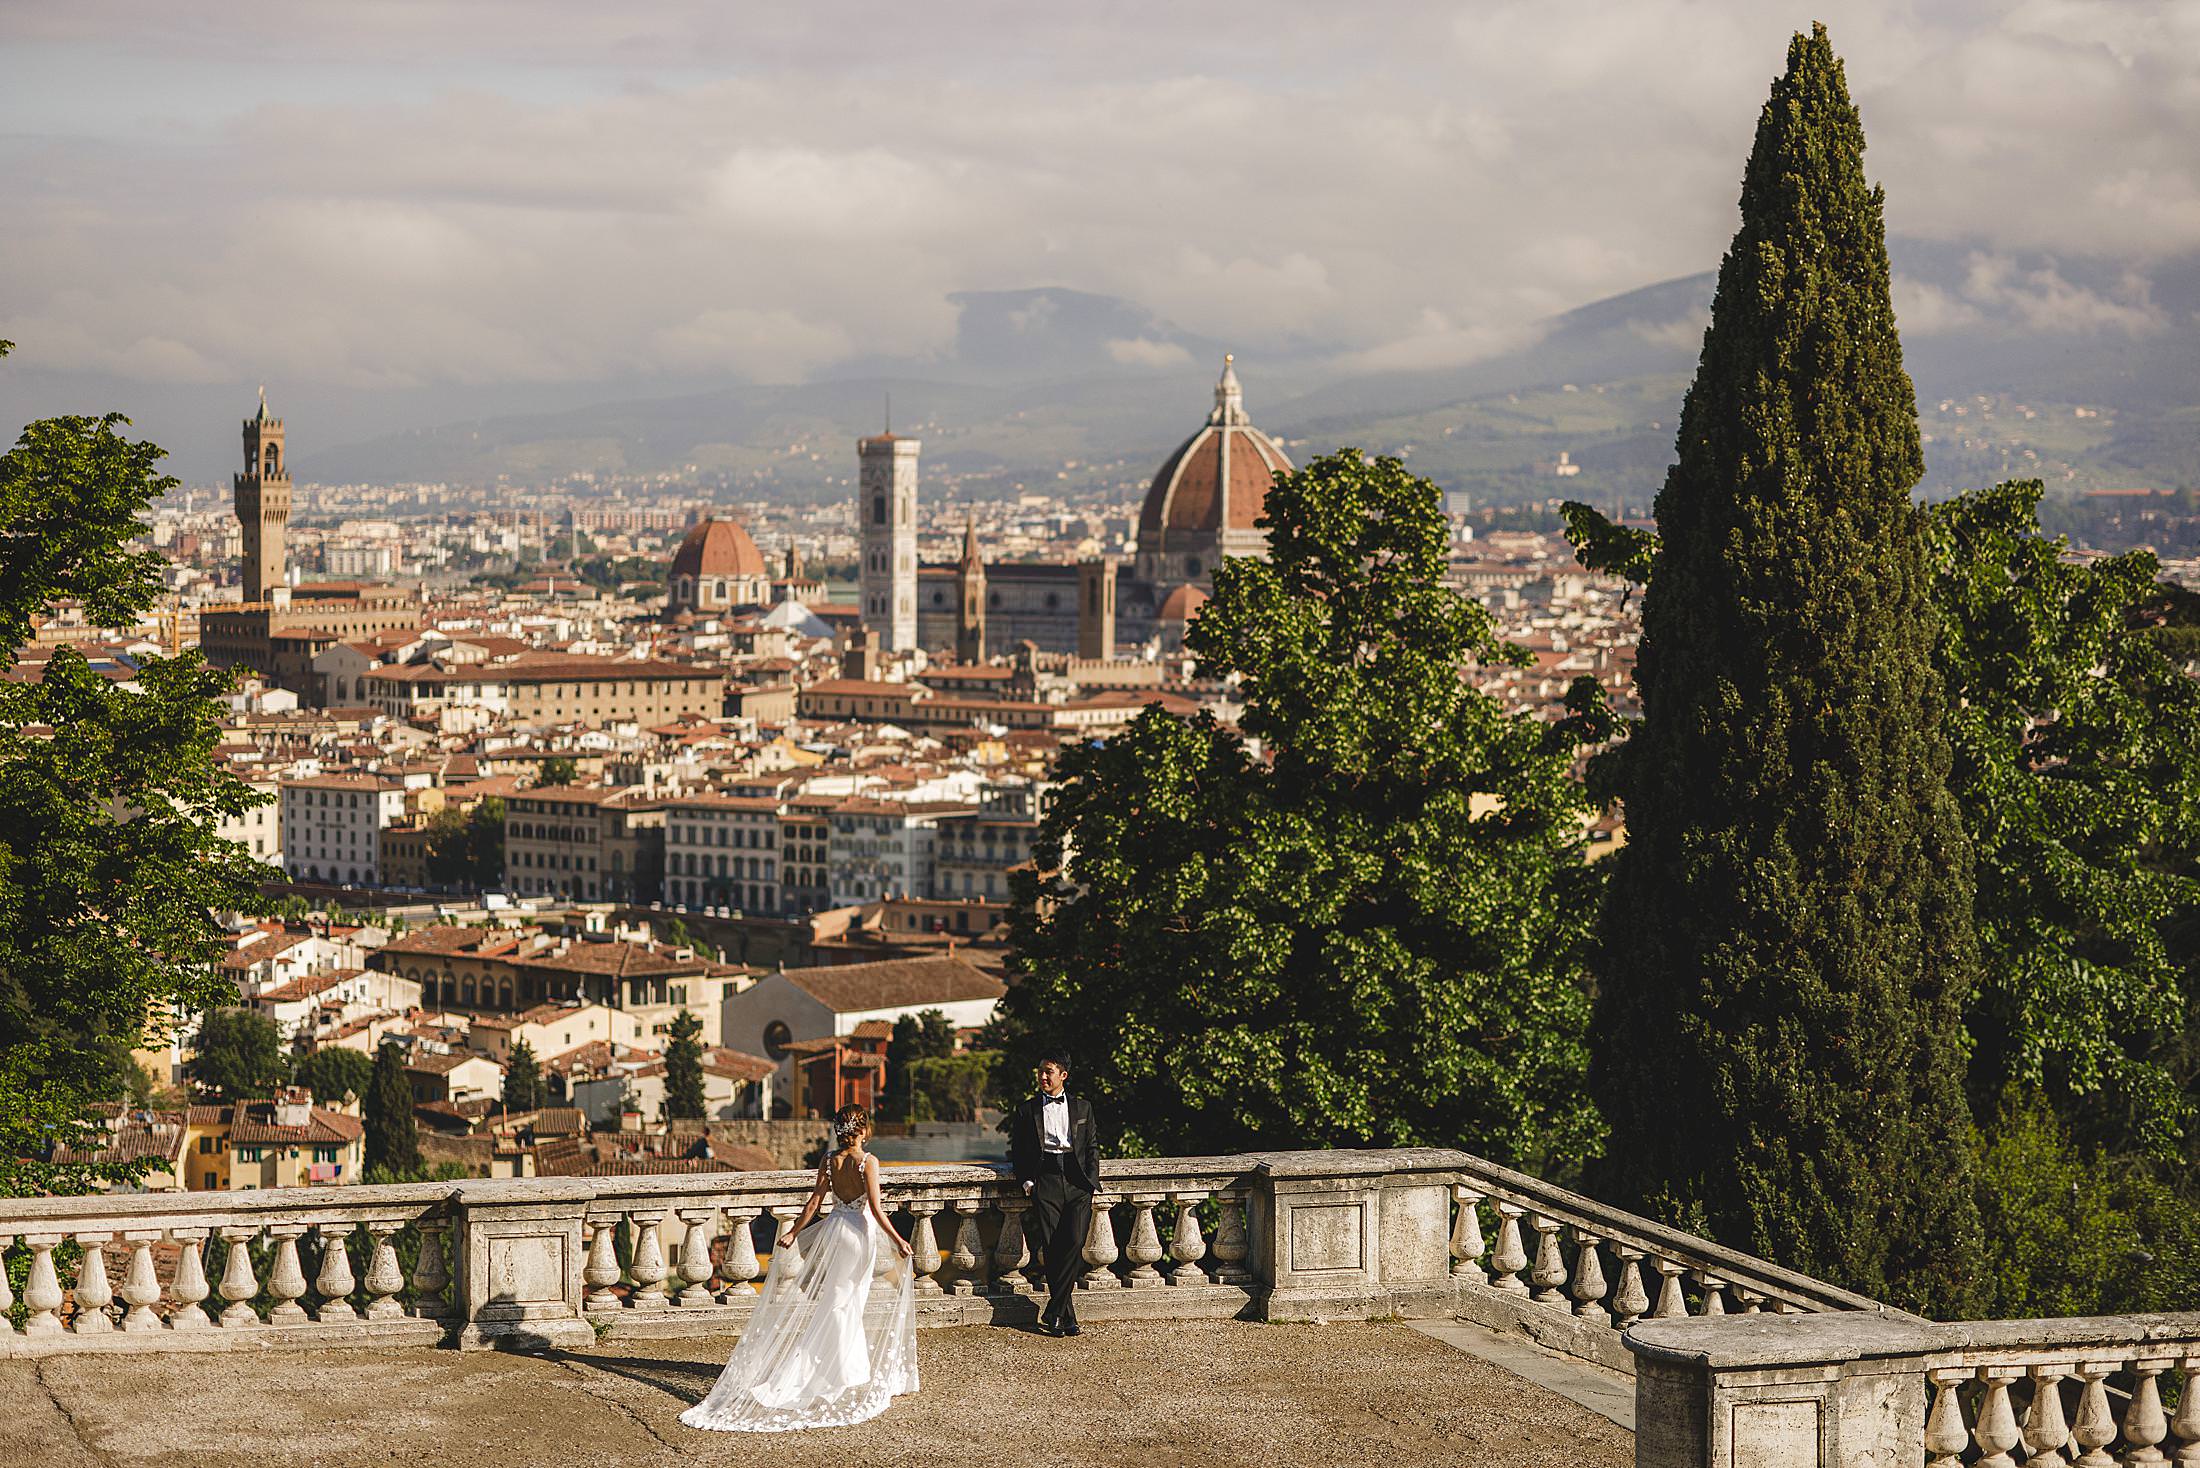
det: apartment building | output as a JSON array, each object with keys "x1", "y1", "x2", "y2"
[
  {"x1": 503, "y1": 785, "x2": 667, "y2": 903},
  {"x1": 664, "y1": 793, "x2": 784, "y2": 915},
  {"x1": 279, "y1": 773, "x2": 408, "y2": 886}
]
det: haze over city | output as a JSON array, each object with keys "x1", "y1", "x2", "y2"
[{"x1": 6, "y1": 1, "x2": 2200, "y2": 483}]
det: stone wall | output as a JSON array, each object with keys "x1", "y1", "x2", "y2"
[{"x1": 702, "y1": 1118, "x2": 831, "y2": 1169}]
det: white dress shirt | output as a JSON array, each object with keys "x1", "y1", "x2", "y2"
[{"x1": 1039, "y1": 1092, "x2": 1073, "y2": 1152}]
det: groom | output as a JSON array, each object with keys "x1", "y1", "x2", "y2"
[{"x1": 1009, "y1": 1051, "x2": 1100, "y2": 1337}]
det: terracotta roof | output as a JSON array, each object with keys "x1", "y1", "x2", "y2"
[
  {"x1": 850, "y1": 1019, "x2": 893, "y2": 1040},
  {"x1": 777, "y1": 956, "x2": 1004, "y2": 1015},
  {"x1": 670, "y1": 517, "x2": 768, "y2": 581},
  {"x1": 227, "y1": 1102, "x2": 365, "y2": 1145}
]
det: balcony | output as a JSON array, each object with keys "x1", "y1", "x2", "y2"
[{"x1": 4, "y1": 1148, "x2": 2196, "y2": 1465}]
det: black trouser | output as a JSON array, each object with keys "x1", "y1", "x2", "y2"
[{"x1": 1027, "y1": 1155, "x2": 1091, "y2": 1325}]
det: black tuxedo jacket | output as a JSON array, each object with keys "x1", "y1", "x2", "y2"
[{"x1": 1009, "y1": 1092, "x2": 1100, "y2": 1194}]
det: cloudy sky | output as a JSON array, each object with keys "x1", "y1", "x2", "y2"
[{"x1": 4, "y1": 1, "x2": 2198, "y2": 472}]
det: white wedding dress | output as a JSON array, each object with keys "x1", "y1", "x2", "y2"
[{"x1": 679, "y1": 1193, "x2": 919, "y2": 1433}]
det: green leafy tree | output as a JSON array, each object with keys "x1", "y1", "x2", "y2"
[
  {"x1": 1586, "y1": 27, "x2": 1983, "y2": 1315},
  {"x1": 364, "y1": 1038, "x2": 420, "y2": 1176},
  {"x1": 663, "y1": 1009, "x2": 706, "y2": 1121},
  {"x1": 0, "y1": 339, "x2": 277, "y2": 1193},
  {"x1": 539, "y1": 756, "x2": 579, "y2": 787},
  {"x1": 1006, "y1": 448, "x2": 1604, "y2": 1168},
  {"x1": 908, "y1": 1052, "x2": 1000, "y2": 1123},
  {"x1": 503, "y1": 1037, "x2": 545, "y2": 1113},
  {"x1": 295, "y1": 1045, "x2": 374, "y2": 1107},
  {"x1": 1926, "y1": 481, "x2": 2200, "y2": 1158},
  {"x1": 424, "y1": 797, "x2": 504, "y2": 891},
  {"x1": 184, "y1": 1009, "x2": 289, "y2": 1100}
]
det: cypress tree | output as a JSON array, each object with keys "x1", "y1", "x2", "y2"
[
  {"x1": 503, "y1": 1037, "x2": 544, "y2": 1114},
  {"x1": 1590, "y1": 25, "x2": 1982, "y2": 1315},
  {"x1": 663, "y1": 1009, "x2": 706, "y2": 1121},
  {"x1": 364, "y1": 1038, "x2": 421, "y2": 1178}
]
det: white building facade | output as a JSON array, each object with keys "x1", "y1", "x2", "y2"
[{"x1": 280, "y1": 775, "x2": 407, "y2": 886}]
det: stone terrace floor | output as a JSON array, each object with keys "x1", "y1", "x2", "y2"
[{"x1": 2, "y1": 1320, "x2": 1634, "y2": 1468}]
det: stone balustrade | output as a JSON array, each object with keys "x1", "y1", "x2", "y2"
[
  {"x1": 0, "y1": 1146, "x2": 1874, "y2": 1369},
  {"x1": 1446, "y1": 1152, "x2": 1896, "y2": 1372},
  {"x1": 0, "y1": 1182, "x2": 455, "y2": 1354},
  {"x1": 1627, "y1": 1310, "x2": 2200, "y2": 1467}
]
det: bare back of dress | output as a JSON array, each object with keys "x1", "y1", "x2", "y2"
[{"x1": 679, "y1": 1153, "x2": 918, "y2": 1433}]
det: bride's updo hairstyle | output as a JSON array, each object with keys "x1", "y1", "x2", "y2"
[{"x1": 832, "y1": 1104, "x2": 870, "y2": 1153}]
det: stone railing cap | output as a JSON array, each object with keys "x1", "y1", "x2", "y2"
[
  {"x1": 1625, "y1": 1313, "x2": 1948, "y2": 1370},
  {"x1": 1250, "y1": 1147, "x2": 1464, "y2": 1178}
]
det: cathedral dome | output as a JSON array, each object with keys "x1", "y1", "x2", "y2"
[
  {"x1": 669, "y1": 517, "x2": 767, "y2": 581},
  {"x1": 1137, "y1": 356, "x2": 1293, "y2": 539}
]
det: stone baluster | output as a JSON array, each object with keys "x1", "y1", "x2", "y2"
[
  {"x1": 412, "y1": 1219, "x2": 452, "y2": 1319},
  {"x1": 626, "y1": 1210, "x2": 669, "y2": 1309},
  {"x1": 2023, "y1": 1364, "x2": 2072, "y2": 1462},
  {"x1": 1527, "y1": 1215, "x2": 1568, "y2": 1307},
  {"x1": 1210, "y1": 1192, "x2": 1252, "y2": 1286},
  {"x1": 1609, "y1": 1244, "x2": 1650, "y2": 1328},
  {"x1": 583, "y1": 1216, "x2": 625, "y2": 1312},
  {"x1": 264, "y1": 1223, "x2": 309, "y2": 1324},
  {"x1": 2126, "y1": 1359, "x2": 2172, "y2": 1467},
  {"x1": 1081, "y1": 1195, "x2": 1122, "y2": 1289},
  {"x1": 21, "y1": 1234, "x2": 65, "y2": 1336},
  {"x1": 313, "y1": 1223, "x2": 358, "y2": 1323},
  {"x1": 2071, "y1": 1362, "x2": 2120, "y2": 1468},
  {"x1": 767, "y1": 1204, "x2": 806, "y2": 1272},
  {"x1": 992, "y1": 1196, "x2": 1036, "y2": 1295},
  {"x1": 168, "y1": 1228, "x2": 212, "y2": 1330},
  {"x1": 1568, "y1": 1230, "x2": 1609, "y2": 1324},
  {"x1": 905, "y1": 1201, "x2": 945, "y2": 1296},
  {"x1": 362, "y1": 1221, "x2": 407, "y2": 1319},
  {"x1": 2171, "y1": 1357, "x2": 2200, "y2": 1465},
  {"x1": 674, "y1": 1208, "x2": 719, "y2": 1306},
  {"x1": 71, "y1": 1232, "x2": 115, "y2": 1333},
  {"x1": 944, "y1": 1200, "x2": 986, "y2": 1296},
  {"x1": 1122, "y1": 1196, "x2": 1167, "y2": 1288},
  {"x1": 1166, "y1": 1192, "x2": 1209, "y2": 1285},
  {"x1": 120, "y1": 1231, "x2": 164, "y2": 1332},
  {"x1": 1924, "y1": 1367, "x2": 1972, "y2": 1468},
  {"x1": 717, "y1": 1208, "x2": 762, "y2": 1300},
  {"x1": 1694, "y1": 1271, "x2": 1728, "y2": 1316},
  {"x1": 1486, "y1": 1203, "x2": 1530, "y2": 1296},
  {"x1": 1729, "y1": 1285, "x2": 1764, "y2": 1314},
  {"x1": 0, "y1": 1233, "x2": 13, "y2": 1332},
  {"x1": 1972, "y1": 1366, "x2": 2023, "y2": 1468},
  {"x1": 1450, "y1": 1187, "x2": 1486, "y2": 1284},
  {"x1": 217, "y1": 1224, "x2": 261, "y2": 1327},
  {"x1": 1649, "y1": 1255, "x2": 1688, "y2": 1318}
]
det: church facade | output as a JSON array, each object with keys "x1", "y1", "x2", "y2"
[{"x1": 906, "y1": 357, "x2": 1290, "y2": 659}]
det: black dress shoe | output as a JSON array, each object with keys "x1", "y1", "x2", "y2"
[
  {"x1": 1044, "y1": 1319, "x2": 1068, "y2": 1337},
  {"x1": 1062, "y1": 1322, "x2": 1081, "y2": 1336}
]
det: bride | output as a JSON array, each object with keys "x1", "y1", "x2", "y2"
[{"x1": 680, "y1": 1104, "x2": 919, "y2": 1433}]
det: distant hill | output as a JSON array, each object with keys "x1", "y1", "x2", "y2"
[{"x1": 300, "y1": 242, "x2": 2200, "y2": 503}]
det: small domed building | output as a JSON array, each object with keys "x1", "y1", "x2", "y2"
[{"x1": 666, "y1": 516, "x2": 772, "y2": 616}]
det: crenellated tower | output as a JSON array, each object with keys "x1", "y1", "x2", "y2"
[
  {"x1": 235, "y1": 387, "x2": 291, "y2": 603},
  {"x1": 857, "y1": 426, "x2": 919, "y2": 652}
]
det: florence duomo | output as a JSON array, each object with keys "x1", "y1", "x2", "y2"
[{"x1": 10, "y1": 6, "x2": 2200, "y2": 1467}]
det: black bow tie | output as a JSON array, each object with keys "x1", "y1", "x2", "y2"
[{"x1": 1041, "y1": 1094, "x2": 1067, "y2": 1104}]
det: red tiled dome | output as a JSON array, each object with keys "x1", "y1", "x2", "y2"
[
  {"x1": 1138, "y1": 357, "x2": 1292, "y2": 538},
  {"x1": 670, "y1": 518, "x2": 766, "y2": 580},
  {"x1": 1156, "y1": 583, "x2": 1209, "y2": 621}
]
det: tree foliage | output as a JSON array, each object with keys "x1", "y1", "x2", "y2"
[
  {"x1": 1587, "y1": 27, "x2": 1983, "y2": 1316},
  {"x1": 884, "y1": 1009, "x2": 959, "y2": 1121},
  {"x1": 424, "y1": 797, "x2": 504, "y2": 891},
  {"x1": 364, "y1": 1038, "x2": 420, "y2": 1176},
  {"x1": 0, "y1": 340, "x2": 276, "y2": 1194},
  {"x1": 184, "y1": 1009, "x2": 289, "y2": 1101},
  {"x1": 295, "y1": 1046, "x2": 374, "y2": 1107},
  {"x1": 663, "y1": 1009, "x2": 706, "y2": 1121},
  {"x1": 1006, "y1": 448, "x2": 1604, "y2": 1169},
  {"x1": 1925, "y1": 481, "x2": 2200, "y2": 1158},
  {"x1": 503, "y1": 1037, "x2": 545, "y2": 1113}
]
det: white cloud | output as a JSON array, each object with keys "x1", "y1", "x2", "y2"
[
  {"x1": 1104, "y1": 337, "x2": 1192, "y2": 369},
  {"x1": 2, "y1": 0, "x2": 2197, "y2": 407}
]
